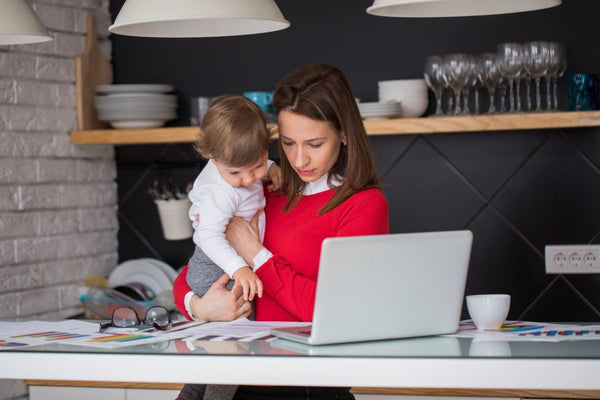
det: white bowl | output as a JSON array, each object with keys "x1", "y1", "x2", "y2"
[
  {"x1": 379, "y1": 78, "x2": 427, "y2": 88},
  {"x1": 97, "y1": 109, "x2": 177, "y2": 119},
  {"x1": 378, "y1": 78, "x2": 428, "y2": 118},
  {"x1": 380, "y1": 86, "x2": 427, "y2": 94},
  {"x1": 358, "y1": 103, "x2": 401, "y2": 111},
  {"x1": 95, "y1": 94, "x2": 178, "y2": 108},
  {"x1": 401, "y1": 104, "x2": 428, "y2": 118},
  {"x1": 376, "y1": 95, "x2": 427, "y2": 118},
  {"x1": 380, "y1": 93, "x2": 428, "y2": 102}
]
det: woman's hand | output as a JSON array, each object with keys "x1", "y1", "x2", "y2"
[
  {"x1": 266, "y1": 163, "x2": 282, "y2": 192},
  {"x1": 189, "y1": 274, "x2": 252, "y2": 321},
  {"x1": 225, "y1": 214, "x2": 264, "y2": 268}
]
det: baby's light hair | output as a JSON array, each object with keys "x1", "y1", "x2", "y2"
[{"x1": 195, "y1": 95, "x2": 272, "y2": 167}]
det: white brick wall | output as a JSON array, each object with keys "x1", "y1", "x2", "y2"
[{"x1": 0, "y1": 1, "x2": 115, "y2": 399}]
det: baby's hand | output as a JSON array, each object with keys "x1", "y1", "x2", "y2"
[
  {"x1": 267, "y1": 163, "x2": 282, "y2": 192},
  {"x1": 232, "y1": 266, "x2": 263, "y2": 301}
]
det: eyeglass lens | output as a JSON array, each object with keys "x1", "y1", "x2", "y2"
[
  {"x1": 145, "y1": 306, "x2": 170, "y2": 330},
  {"x1": 112, "y1": 306, "x2": 140, "y2": 328}
]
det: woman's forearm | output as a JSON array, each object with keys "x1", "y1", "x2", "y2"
[
  {"x1": 173, "y1": 266, "x2": 252, "y2": 321},
  {"x1": 225, "y1": 216, "x2": 264, "y2": 267}
]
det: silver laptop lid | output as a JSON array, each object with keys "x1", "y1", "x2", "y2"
[{"x1": 309, "y1": 230, "x2": 473, "y2": 345}]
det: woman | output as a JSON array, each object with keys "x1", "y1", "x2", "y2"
[{"x1": 173, "y1": 64, "x2": 389, "y2": 399}]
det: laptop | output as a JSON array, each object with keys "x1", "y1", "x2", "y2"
[{"x1": 270, "y1": 230, "x2": 473, "y2": 345}]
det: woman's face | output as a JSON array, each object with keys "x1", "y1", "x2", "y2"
[{"x1": 278, "y1": 110, "x2": 345, "y2": 183}]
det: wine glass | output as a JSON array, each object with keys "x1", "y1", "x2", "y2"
[
  {"x1": 545, "y1": 42, "x2": 561, "y2": 110},
  {"x1": 443, "y1": 54, "x2": 470, "y2": 115},
  {"x1": 523, "y1": 41, "x2": 550, "y2": 112},
  {"x1": 498, "y1": 43, "x2": 524, "y2": 113},
  {"x1": 548, "y1": 42, "x2": 567, "y2": 110},
  {"x1": 478, "y1": 53, "x2": 502, "y2": 114},
  {"x1": 524, "y1": 73, "x2": 532, "y2": 111},
  {"x1": 472, "y1": 58, "x2": 484, "y2": 115},
  {"x1": 424, "y1": 56, "x2": 445, "y2": 116},
  {"x1": 498, "y1": 79, "x2": 507, "y2": 113},
  {"x1": 443, "y1": 72, "x2": 454, "y2": 114},
  {"x1": 461, "y1": 55, "x2": 479, "y2": 115}
]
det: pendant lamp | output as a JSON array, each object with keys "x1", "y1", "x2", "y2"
[
  {"x1": 109, "y1": 0, "x2": 290, "y2": 38},
  {"x1": 367, "y1": 0, "x2": 562, "y2": 18},
  {"x1": 0, "y1": 0, "x2": 53, "y2": 45}
]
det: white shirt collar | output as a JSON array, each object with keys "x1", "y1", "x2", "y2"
[{"x1": 302, "y1": 173, "x2": 343, "y2": 195}]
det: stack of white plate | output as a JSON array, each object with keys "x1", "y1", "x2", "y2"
[
  {"x1": 108, "y1": 258, "x2": 177, "y2": 301},
  {"x1": 378, "y1": 79, "x2": 429, "y2": 118},
  {"x1": 95, "y1": 84, "x2": 178, "y2": 129},
  {"x1": 357, "y1": 101, "x2": 402, "y2": 120}
]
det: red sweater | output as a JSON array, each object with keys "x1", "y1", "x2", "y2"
[{"x1": 173, "y1": 187, "x2": 389, "y2": 322}]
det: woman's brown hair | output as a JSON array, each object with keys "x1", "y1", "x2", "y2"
[
  {"x1": 195, "y1": 95, "x2": 272, "y2": 167},
  {"x1": 273, "y1": 64, "x2": 382, "y2": 214}
]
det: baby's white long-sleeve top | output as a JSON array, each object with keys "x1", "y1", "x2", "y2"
[{"x1": 187, "y1": 160, "x2": 273, "y2": 278}]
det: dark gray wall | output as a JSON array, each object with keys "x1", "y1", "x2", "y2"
[{"x1": 111, "y1": 0, "x2": 600, "y2": 322}]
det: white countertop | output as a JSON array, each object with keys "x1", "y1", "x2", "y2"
[{"x1": 2, "y1": 336, "x2": 600, "y2": 389}]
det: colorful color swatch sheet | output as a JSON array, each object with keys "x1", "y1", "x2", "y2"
[
  {"x1": 12, "y1": 331, "x2": 91, "y2": 341},
  {"x1": 458, "y1": 321, "x2": 547, "y2": 333},
  {"x1": 0, "y1": 321, "x2": 103, "y2": 350},
  {"x1": 88, "y1": 333, "x2": 153, "y2": 343},
  {"x1": 517, "y1": 326, "x2": 600, "y2": 340},
  {"x1": 0, "y1": 339, "x2": 31, "y2": 348},
  {"x1": 0, "y1": 320, "x2": 165, "y2": 349},
  {"x1": 447, "y1": 321, "x2": 600, "y2": 342}
]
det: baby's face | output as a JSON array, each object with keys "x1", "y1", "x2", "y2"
[{"x1": 212, "y1": 152, "x2": 268, "y2": 188}]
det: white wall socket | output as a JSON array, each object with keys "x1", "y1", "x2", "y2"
[{"x1": 545, "y1": 244, "x2": 600, "y2": 274}]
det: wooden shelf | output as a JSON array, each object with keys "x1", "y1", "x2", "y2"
[{"x1": 70, "y1": 111, "x2": 600, "y2": 145}]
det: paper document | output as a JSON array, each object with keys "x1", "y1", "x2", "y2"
[
  {"x1": 0, "y1": 318, "x2": 311, "y2": 349},
  {"x1": 445, "y1": 320, "x2": 600, "y2": 342},
  {"x1": 180, "y1": 318, "x2": 311, "y2": 342},
  {"x1": 0, "y1": 320, "x2": 101, "y2": 350}
]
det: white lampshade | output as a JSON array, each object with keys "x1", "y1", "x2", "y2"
[
  {"x1": 367, "y1": 0, "x2": 562, "y2": 17},
  {"x1": 109, "y1": 0, "x2": 290, "y2": 38},
  {"x1": 0, "y1": 0, "x2": 53, "y2": 45}
]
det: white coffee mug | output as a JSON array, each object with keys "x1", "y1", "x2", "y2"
[{"x1": 466, "y1": 294, "x2": 510, "y2": 331}]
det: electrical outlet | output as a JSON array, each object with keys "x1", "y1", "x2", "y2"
[{"x1": 545, "y1": 245, "x2": 600, "y2": 274}]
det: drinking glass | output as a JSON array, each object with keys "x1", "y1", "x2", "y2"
[
  {"x1": 498, "y1": 43, "x2": 524, "y2": 113},
  {"x1": 442, "y1": 75, "x2": 454, "y2": 114},
  {"x1": 478, "y1": 53, "x2": 502, "y2": 114},
  {"x1": 545, "y1": 42, "x2": 561, "y2": 110},
  {"x1": 424, "y1": 56, "x2": 445, "y2": 116},
  {"x1": 568, "y1": 73, "x2": 597, "y2": 111},
  {"x1": 461, "y1": 55, "x2": 479, "y2": 114},
  {"x1": 515, "y1": 68, "x2": 525, "y2": 112},
  {"x1": 548, "y1": 42, "x2": 567, "y2": 110},
  {"x1": 524, "y1": 75, "x2": 532, "y2": 111},
  {"x1": 443, "y1": 54, "x2": 470, "y2": 115},
  {"x1": 523, "y1": 41, "x2": 550, "y2": 112},
  {"x1": 472, "y1": 59, "x2": 484, "y2": 115},
  {"x1": 498, "y1": 80, "x2": 507, "y2": 113}
]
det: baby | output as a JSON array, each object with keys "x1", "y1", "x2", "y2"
[
  {"x1": 186, "y1": 94, "x2": 280, "y2": 304},
  {"x1": 177, "y1": 94, "x2": 280, "y2": 400}
]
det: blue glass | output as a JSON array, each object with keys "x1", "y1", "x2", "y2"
[
  {"x1": 568, "y1": 73, "x2": 597, "y2": 111},
  {"x1": 243, "y1": 91, "x2": 276, "y2": 123}
]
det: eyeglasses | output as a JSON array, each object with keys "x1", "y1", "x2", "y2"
[{"x1": 100, "y1": 305, "x2": 171, "y2": 332}]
